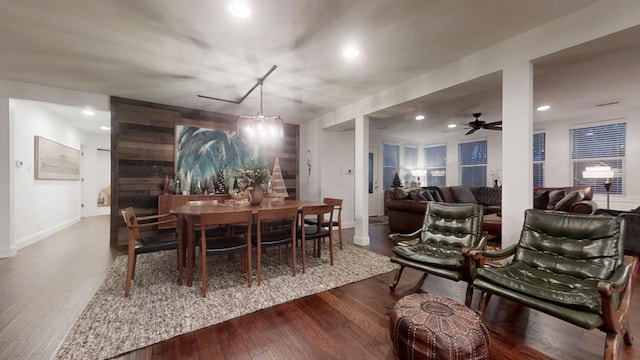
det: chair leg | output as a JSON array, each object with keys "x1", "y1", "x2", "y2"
[
  {"x1": 389, "y1": 266, "x2": 406, "y2": 291},
  {"x1": 338, "y1": 226, "x2": 343, "y2": 250},
  {"x1": 328, "y1": 233, "x2": 334, "y2": 266},
  {"x1": 604, "y1": 333, "x2": 620, "y2": 360},
  {"x1": 478, "y1": 292, "x2": 492, "y2": 317},
  {"x1": 125, "y1": 252, "x2": 136, "y2": 297},
  {"x1": 257, "y1": 241, "x2": 262, "y2": 286},
  {"x1": 464, "y1": 284, "x2": 474, "y2": 307},
  {"x1": 292, "y1": 240, "x2": 297, "y2": 276},
  {"x1": 200, "y1": 239, "x2": 207, "y2": 298}
]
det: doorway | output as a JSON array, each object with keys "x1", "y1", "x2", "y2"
[{"x1": 368, "y1": 147, "x2": 380, "y2": 216}]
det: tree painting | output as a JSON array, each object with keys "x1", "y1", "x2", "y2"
[{"x1": 175, "y1": 125, "x2": 261, "y2": 189}]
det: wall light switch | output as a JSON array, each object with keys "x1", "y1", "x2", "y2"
[{"x1": 15, "y1": 160, "x2": 23, "y2": 167}]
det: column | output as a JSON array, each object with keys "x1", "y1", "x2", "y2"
[{"x1": 353, "y1": 113, "x2": 370, "y2": 246}]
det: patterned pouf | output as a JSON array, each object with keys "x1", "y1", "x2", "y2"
[{"x1": 390, "y1": 293, "x2": 490, "y2": 360}]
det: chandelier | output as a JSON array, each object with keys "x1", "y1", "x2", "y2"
[{"x1": 237, "y1": 81, "x2": 283, "y2": 142}]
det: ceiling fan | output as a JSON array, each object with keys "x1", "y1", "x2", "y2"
[{"x1": 464, "y1": 113, "x2": 502, "y2": 135}]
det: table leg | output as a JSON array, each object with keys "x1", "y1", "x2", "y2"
[
  {"x1": 177, "y1": 215, "x2": 185, "y2": 286},
  {"x1": 187, "y1": 216, "x2": 194, "y2": 287}
]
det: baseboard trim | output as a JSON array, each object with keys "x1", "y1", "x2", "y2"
[
  {"x1": 16, "y1": 217, "x2": 81, "y2": 250},
  {"x1": 0, "y1": 247, "x2": 17, "y2": 258}
]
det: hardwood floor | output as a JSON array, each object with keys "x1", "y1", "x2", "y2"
[{"x1": 1, "y1": 216, "x2": 639, "y2": 359}]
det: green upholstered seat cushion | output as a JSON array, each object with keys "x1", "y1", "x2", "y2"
[
  {"x1": 393, "y1": 240, "x2": 465, "y2": 269},
  {"x1": 477, "y1": 262, "x2": 602, "y2": 313},
  {"x1": 473, "y1": 276, "x2": 604, "y2": 329}
]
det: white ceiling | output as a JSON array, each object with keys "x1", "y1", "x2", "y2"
[{"x1": 0, "y1": 0, "x2": 599, "y2": 131}]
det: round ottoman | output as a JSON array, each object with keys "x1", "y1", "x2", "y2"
[{"x1": 390, "y1": 293, "x2": 490, "y2": 360}]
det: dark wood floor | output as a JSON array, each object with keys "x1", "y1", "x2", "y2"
[{"x1": 1, "y1": 217, "x2": 639, "y2": 359}]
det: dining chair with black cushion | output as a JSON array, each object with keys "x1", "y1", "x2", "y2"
[
  {"x1": 298, "y1": 204, "x2": 335, "y2": 273},
  {"x1": 120, "y1": 207, "x2": 178, "y2": 297},
  {"x1": 254, "y1": 206, "x2": 298, "y2": 285},
  {"x1": 198, "y1": 209, "x2": 253, "y2": 297},
  {"x1": 304, "y1": 197, "x2": 344, "y2": 250},
  {"x1": 388, "y1": 202, "x2": 484, "y2": 306},
  {"x1": 187, "y1": 200, "x2": 228, "y2": 238}
]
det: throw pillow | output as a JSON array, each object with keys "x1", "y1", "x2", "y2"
[
  {"x1": 553, "y1": 191, "x2": 584, "y2": 211},
  {"x1": 451, "y1": 185, "x2": 477, "y2": 204},
  {"x1": 421, "y1": 189, "x2": 435, "y2": 201},
  {"x1": 533, "y1": 190, "x2": 549, "y2": 210},
  {"x1": 409, "y1": 190, "x2": 427, "y2": 201},
  {"x1": 546, "y1": 190, "x2": 565, "y2": 210},
  {"x1": 428, "y1": 189, "x2": 443, "y2": 202},
  {"x1": 392, "y1": 188, "x2": 408, "y2": 200}
]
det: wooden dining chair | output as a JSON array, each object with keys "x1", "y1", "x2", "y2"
[
  {"x1": 197, "y1": 209, "x2": 253, "y2": 297},
  {"x1": 120, "y1": 207, "x2": 178, "y2": 297},
  {"x1": 304, "y1": 197, "x2": 344, "y2": 250},
  {"x1": 298, "y1": 204, "x2": 335, "y2": 273},
  {"x1": 254, "y1": 206, "x2": 299, "y2": 285}
]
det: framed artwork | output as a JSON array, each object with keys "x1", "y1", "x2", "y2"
[
  {"x1": 174, "y1": 125, "x2": 261, "y2": 187},
  {"x1": 34, "y1": 136, "x2": 81, "y2": 180}
]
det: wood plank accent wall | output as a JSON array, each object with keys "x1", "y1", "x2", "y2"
[{"x1": 110, "y1": 97, "x2": 300, "y2": 246}]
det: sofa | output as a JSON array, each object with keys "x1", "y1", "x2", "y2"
[
  {"x1": 595, "y1": 206, "x2": 640, "y2": 255},
  {"x1": 386, "y1": 184, "x2": 598, "y2": 233},
  {"x1": 533, "y1": 185, "x2": 598, "y2": 214},
  {"x1": 385, "y1": 186, "x2": 501, "y2": 233}
]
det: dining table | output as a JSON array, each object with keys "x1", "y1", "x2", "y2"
[{"x1": 170, "y1": 199, "x2": 325, "y2": 287}]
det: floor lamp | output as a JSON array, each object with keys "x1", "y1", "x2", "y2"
[{"x1": 582, "y1": 166, "x2": 615, "y2": 209}]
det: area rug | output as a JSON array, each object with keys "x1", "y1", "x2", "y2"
[{"x1": 56, "y1": 243, "x2": 397, "y2": 360}]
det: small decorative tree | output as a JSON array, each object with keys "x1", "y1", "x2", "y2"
[
  {"x1": 214, "y1": 169, "x2": 228, "y2": 194},
  {"x1": 392, "y1": 172, "x2": 403, "y2": 188}
]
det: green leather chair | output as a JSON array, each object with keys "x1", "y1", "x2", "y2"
[
  {"x1": 468, "y1": 209, "x2": 636, "y2": 360},
  {"x1": 389, "y1": 202, "x2": 485, "y2": 306}
]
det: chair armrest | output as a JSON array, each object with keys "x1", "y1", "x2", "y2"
[
  {"x1": 128, "y1": 216, "x2": 178, "y2": 229},
  {"x1": 468, "y1": 243, "x2": 517, "y2": 261},
  {"x1": 597, "y1": 255, "x2": 637, "y2": 334},
  {"x1": 137, "y1": 213, "x2": 176, "y2": 221},
  {"x1": 388, "y1": 229, "x2": 421, "y2": 245},
  {"x1": 569, "y1": 200, "x2": 597, "y2": 214}
]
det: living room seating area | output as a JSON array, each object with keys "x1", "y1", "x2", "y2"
[{"x1": 386, "y1": 184, "x2": 598, "y2": 233}]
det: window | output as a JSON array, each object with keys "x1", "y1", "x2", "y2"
[
  {"x1": 404, "y1": 146, "x2": 418, "y2": 170},
  {"x1": 383, "y1": 144, "x2": 400, "y2": 189},
  {"x1": 425, "y1": 145, "x2": 446, "y2": 187},
  {"x1": 533, "y1": 132, "x2": 545, "y2": 187},
  {"x1": 459, "y1": 140, "x2": 487, "y2": 186},
  {"x1": 571, "y1": 122, "x2": 625, "y2": 195}
]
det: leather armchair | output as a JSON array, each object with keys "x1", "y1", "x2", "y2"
[
  {"x1": 467, "y1": 209, "x2": 636, "y2": 360},
  {"x1": 389, "y1": 202, "x2": 485, "y2": 306}
]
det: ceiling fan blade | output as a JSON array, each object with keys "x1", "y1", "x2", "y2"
[
  {"x1": 465, "y1": 128, "x2": 477, "y2": 135},
  {"x1": 484, "y1": 121, "x2": 502, "y2": 126}
]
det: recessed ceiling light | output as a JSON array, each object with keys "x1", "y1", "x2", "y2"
[
  {"x1": 536, "y1": 105, "x2": 551, "y2": 111},
  {"x1": 228, "y1": 1, "x2": 251, "y2": 18},
  {"x1": 100, "y1": 126, "x2": 110, "y2": 131},
  {"x1": 448, "y1": 124, "x2": 457, "y2": 128},
  {"x1": 415, "y1": 115, "x2": 425, "y2": 121},
  {"x1": 342, "y1": 47, "x2": 359, "y2": 58},
  {"x1": 82, "y1": 109, "x2": 96, "y2": 116}
]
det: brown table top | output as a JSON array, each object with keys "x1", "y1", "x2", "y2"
[{"x1": 170, "y1": 199, "x2": 323, "y2": 216}]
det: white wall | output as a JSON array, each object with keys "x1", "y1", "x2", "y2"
[
  {"x1": 320, "y1": 129, "x2": 355, "y2": 228},
  {"x1": 81, "y1": 132, "x2": 111, "y2": 217},
  {"x1": 11, "y1": 99, "x2": 83, "y2": 249},
  {"x1": 0, "y1": 98, "x2": 12, "y2": 257}
]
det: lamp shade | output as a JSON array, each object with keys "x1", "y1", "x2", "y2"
[{"x1": 582, "y1": 166, "x2": 614, "y2": 179}]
